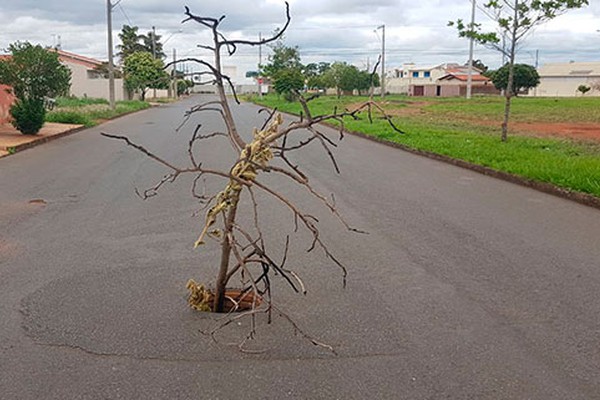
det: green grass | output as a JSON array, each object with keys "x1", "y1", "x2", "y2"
[
  {"x1": 46, "y1": 97, "x2": 150, "y2": 127},
  {"x1": 423, "y1": 96, "x2": 600, "y2": 123},
  {"x1": 248, "y1": 94, "x2": 600, "y2": 198},
  {"x1": 54, "y1": 97, "x2": 109, "y2": 108}
]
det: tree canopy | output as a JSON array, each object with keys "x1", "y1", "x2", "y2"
[
  {"x1": 261, "y1": 39, "x2": 304, "y2": 98},
  {"x1": 261, "y1": 39, "x2": 302, "y2": 79},
  {"x1": 117, "y1": 25, "x2": 166, "y2": 62},
  {"x1": 0, "y1": 41, "x2": 71, "y2": 134},
  {"x1": 123, "y1": 51, "x2": 169, "y2": 100},
  {"x1": 0, "y1": 41, "x2": 71, "y2": 101},
  {"x1": 321, "y1": 62, "x2": 379, "y2": 97},
  {"x1": 489, "y1": 63, "x2": 539, "y2": 94}
]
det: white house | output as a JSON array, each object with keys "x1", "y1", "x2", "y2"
[
  {"x1": 531, "y1": 61, "x2": 600, "y2": 97},
  {"x1": 386, "y1": 62, "x2": 493, "y2": 96},
  {"x1": 386, "y1": 63, "x2": 482, "y2": 95},
  {"x1": 55, "y1": 50, "x2": 127, "y2": 101}
]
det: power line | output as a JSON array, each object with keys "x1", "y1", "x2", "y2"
[{"x1": 118, "y1": 3, "x2": 133, "y2": 26}]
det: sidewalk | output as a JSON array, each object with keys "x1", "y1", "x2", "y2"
[{"x1": 0, "y1": 122, "x2": 83, "y2": 158}]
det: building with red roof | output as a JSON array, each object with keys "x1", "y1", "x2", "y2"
[{"x1": 387, "y1": 62, "x2": 499, "y2": 97}]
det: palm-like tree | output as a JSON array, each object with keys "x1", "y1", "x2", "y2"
[{"x1": 116, "y1": 25, "x2": 145, "y2": 62}]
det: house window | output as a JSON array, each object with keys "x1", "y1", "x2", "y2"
[
  {"x1": 412, "y1": 71, "x2": 419, "y2": 78},
  {"x1": 424, "y1": 71, "x2": 431, "y2": 78},
  {"x1": 87, "y1": 70, "x2": 104, "y2": 79}
]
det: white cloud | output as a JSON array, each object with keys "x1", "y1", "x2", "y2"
[{"x1": 1, "y1": 0, "x2": 599, "y2": 81}]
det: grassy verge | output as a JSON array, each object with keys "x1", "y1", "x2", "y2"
[
  {"x1": 45, "y1": 97, "x2": 151, "y2": 127},
  {"x1": 247, "y1": 94, "x2": 600, "y2": 198}
]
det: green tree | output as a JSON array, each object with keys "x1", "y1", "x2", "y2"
[
  {"x1": 123, "y1": 51, "x2": 169, "y2": 100},
  {"x1": 0, "y1": 41, "x2": 71, "y2": 134},
  {"x1": 450, "y1": 0, "x2": 588, "y2": 141},
  {"x1": 0, "y1": 42, "x2": 71, "y2": 101},
  {"x1": 272, "y1": 68, "x2": 304, "y2": 100},
  {"x1": 321, "y1": 62, "x2": 348, "y2": 97},
  {"x1": 338, "y1": 64, "x2": 361, "y2": 93},
  {"x1": 116, "y1": 25, "x2": 145, "y2": 61},
  {"x1": 489, "y1": 63, "x2": 539, "y2": 95},
  {"x1": 261, "y1": 40, "x2": 302, "y2": 79},
  {"x1": 141, "y1": 30, "x2": 166, "y2": 60},
  {"x1": 356, "y1": 69, "x2": 379, "y2": 95},
  {"x1": 320, "y1": 62, "x2": 377, "y2": 96},
  {"x1": 117, "y1": 25, "x2": 166, "y2": 62},
  {"x1": 305, "y1": 62, "x2": 331, "y2": 90},
  {"x1": 177, "y1": 79, "x2": 194, "y2": 96},
  {"x1": 261, "y1": 37, "x2": 304, "y2": 98}
]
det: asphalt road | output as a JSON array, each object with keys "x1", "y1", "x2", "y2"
[{"x1": 1, "y1": 95, "x2": 599, "y2": 399}]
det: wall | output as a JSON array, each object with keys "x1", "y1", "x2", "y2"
[
  {"x1": 409, "y1": 83, "x2": 499, "y2": 97},
  {"x1": 0, "y1": 85, "x2": 15, "y2": 124},
  {"x1": 531, "y1": 76, "x2": 600, "y2": 97},
  {"x1": 67, "y1": 62, "x2": 126, "y2": 101}
]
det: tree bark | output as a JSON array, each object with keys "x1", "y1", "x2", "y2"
[
  {"x1": 501, "y1": 0, "x2": 519, "y2": 143},
  {"x1": 213, "y1": 195, "x2": 240, "y2": 312}
]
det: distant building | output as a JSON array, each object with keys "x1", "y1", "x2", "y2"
[
  {"x1": 386, "y1": 62, "x2": 496, "y2": 97},
  {"x1": 387, "y1": 63, "x2": 452, "y2": 94},
  {"x1": 529, "y1": 61, "x2": 600, "y2": 97},
  {"x1": 53, "y1": 49, "x2": 127, "y2": 101}
]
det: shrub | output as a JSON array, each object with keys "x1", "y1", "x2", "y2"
[
  {"x1": 10, "y1": 98, "x2": 46, "y2": 135},
  {"x1": 577, "y1": 85, "x2": 591, "y2": 95}
]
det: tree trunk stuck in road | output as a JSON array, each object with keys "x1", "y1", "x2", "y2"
[{"x1": 101, "y1": 3, "x2": 402, "y2": 351}]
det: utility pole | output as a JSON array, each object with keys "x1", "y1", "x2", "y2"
[
  {"x1": 173, "y1": 48, "x2": 177, "y2": 99},
  {"x1": 377, "y1": 24, "x2": 386, "y2": 99},
  {"x1": 533, "y1": 49, "x2": 539, "y2": 97},
  {"x1": 152, "y1": 26, "x2": 156, "y2": 99},
  {"x1": 258, "y1": 32, "x2": 262, "y2": 97},
  {"x1": 106, "y1": 0, "x2": 116, "y2": 110},
  {"x1": 466, "y1": 0, "x2": 476, "y2": 99}
]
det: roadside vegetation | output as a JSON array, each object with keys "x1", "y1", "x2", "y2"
[
  {"x1": 249, "y1": 94, "x2": 600, "y2": 198},
  {"x1": 0, "y1": 42, "x2": 71, "y2": 134},
  {"x1": 45, "y1": 96, "x2": 150, "y2": 127}
]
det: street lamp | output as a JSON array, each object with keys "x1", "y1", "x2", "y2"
[{"x1": 163, "y1": 28, "x2": 183, "y2": 46}]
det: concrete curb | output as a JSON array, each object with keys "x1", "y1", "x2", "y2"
[
  {"x1": 0, "y1": 125, "x2": 86, "y2": 157},
  {"x1": 0, "y1": 104, "x2": 156, "y2": 159},
  {"x1": 342, "y1": 127, "x2": 600, "y2": 211},
  {"x1": 262, "y1": 105, "x2": 600, "y2": 212}
]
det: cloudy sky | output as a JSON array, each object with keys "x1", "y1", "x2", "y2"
[{"x1": 1, "y1": 0, "x2": 600, "y2": 82}]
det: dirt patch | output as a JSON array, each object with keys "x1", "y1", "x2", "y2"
[
  {"x1": 509, "y1": 122, "x2": 600, "y2": 142},
  {"x1": 0, "y1": 237, "x2": 22, "y2": 259},
  {"x1": 363, "y1": 100, "x2": 600, "y2": 142}
]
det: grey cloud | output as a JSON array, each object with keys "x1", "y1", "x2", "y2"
[{"x1": 1, "y1": 0, "x2": 597, "y2": 72}]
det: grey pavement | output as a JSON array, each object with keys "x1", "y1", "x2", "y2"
[{"x1": 1, "y1": 95, "x2": 600, "y2": 399}]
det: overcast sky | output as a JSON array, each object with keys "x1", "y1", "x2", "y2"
[{"x1": 2, "y1": 0, "x2": 600, "y2": 82}]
